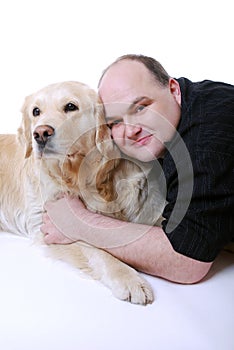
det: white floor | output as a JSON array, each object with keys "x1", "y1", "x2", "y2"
[{"x1": 0, "y1": 232, "x2": 233, "y2": 350}]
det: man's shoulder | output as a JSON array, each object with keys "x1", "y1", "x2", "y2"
[
  {"x1": 177, "y1": 77, "x2": 234, "y2": 105},
  {"x1": 177, "y1": 77, "x2": 234, "y2": 146},
  {"x1": 176, "y1": 77, "x2": 234, "y2": 91}
]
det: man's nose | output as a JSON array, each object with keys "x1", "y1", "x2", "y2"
[{"x1": 125, "y1": 123, "x2": 142, "y2": 138}]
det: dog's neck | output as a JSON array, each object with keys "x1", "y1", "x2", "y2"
[{"x1": 34, "y1": 146, "x2": 126, "y2": 221}]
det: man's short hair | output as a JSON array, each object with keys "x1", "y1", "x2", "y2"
[{"x1": 98, "y1": 54, "x2": 170, "y2": 87}]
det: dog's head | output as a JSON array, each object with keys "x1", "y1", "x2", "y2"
[
  {"x1": 18, "y1": 81, "x2": 121, "y2": 199},
  {"x1": 19, "y1": 81, "x2": 118, "y2": 159}
]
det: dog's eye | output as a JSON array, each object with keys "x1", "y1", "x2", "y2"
[
  {"x1": 33, "y1": 107, "x2": 41, "y2": 117},
  {"x1": 64, "y1": 103, "x2": 79, "y2": 113}
]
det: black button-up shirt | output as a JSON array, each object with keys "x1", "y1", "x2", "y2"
[{"x1": 162, "y1": 78, "x2": 234, "y2": 262}]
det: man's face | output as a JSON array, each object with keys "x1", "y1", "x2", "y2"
[{"x1": 98, "y1": 59, "x2": 181, "y2": 161}]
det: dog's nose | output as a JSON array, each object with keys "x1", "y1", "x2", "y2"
[{"x1": 33, "y1": 125, "x2": 55, "y2": 146}]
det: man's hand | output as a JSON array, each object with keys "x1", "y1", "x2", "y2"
[{"x1": 41, "y1": 195, "x2": 86, "y2": 245}]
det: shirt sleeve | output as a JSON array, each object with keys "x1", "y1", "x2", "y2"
[{"x1": 162, "y1": 150, "x2": 234, "y2": 262}]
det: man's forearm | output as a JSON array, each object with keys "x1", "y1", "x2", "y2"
[
  {"x1": 44, "y1": 197, "x2": 154, "y2": 248},
  {"x1": 104, "y1": 226, "x2": 213, "y2": 284}
]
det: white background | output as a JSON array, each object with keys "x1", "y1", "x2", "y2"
[
  {"x1": 0, "y1": 0, "x2": 233, "y2": 133},
  {"x1": 0, "y1": 3, "x2": 234, "y2": 348}
]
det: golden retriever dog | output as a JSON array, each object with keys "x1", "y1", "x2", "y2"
[{"x1": 0, "y1": 81, "x2": 165, "y2": 305}]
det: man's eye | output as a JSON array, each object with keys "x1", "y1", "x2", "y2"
[
  {"x1": 135, "y1": 105, "x2": 146, "y2": 113},
  {"x1": 64, "y1": 103, "x2": 79, "y2": 113},
  {"x1": 132, "y1": 98, "x2": 154, "y2": 114},
  {"x1": 107, "y1": 119, "x2": 122, "y2": 129},
  {"x1": 33, "y1": 107, "x2": 41, "y2": 117}
]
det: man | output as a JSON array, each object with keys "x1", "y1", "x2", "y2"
[{"x1": 41, "y1": 54, "x2": 234, "y2": 284}]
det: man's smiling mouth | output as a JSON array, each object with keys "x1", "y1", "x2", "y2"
[{"x1": 135, "y1": 134, "x2": 152, "y2": 146}]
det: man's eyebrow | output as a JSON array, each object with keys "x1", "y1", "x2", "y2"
[
  {"x1": 105, "y1": 96, "x2": 148, "y2": 120},
  {"x1": 105, "y1": 116, "x2": 121, "y2": 121},
  {"x1": 127, "y1": 96, "x2": 148, "y2": 113}
]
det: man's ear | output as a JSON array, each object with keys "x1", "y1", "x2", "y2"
[
  {"x1": 169, "y1": 78, "x2": 181, "y2": 105},
  {"x1": 17, "y1": 95, "x2": 33, "y2": 158}
]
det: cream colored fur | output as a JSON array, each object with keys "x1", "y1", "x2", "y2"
[{"x1": 0, "y1": 81, "x2": 165, "y2": 304}]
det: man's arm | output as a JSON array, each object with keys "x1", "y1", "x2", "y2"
[
  {"x1": 41, "y1": 196, "x2": 212, "y2": 284},
  {"x1": 105, "y1": 227, "x2": 212, "y2": 284}
]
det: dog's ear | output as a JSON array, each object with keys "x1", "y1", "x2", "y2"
[
  {"x1": 93, "y1": 101, "x2": 122, "y2": 203},
  {"x1": 17, "y1": 96, "x2": 33, "y2": 158},
  {"x1": 95, "y1": 102, "x2": 120, "y2": 160}
]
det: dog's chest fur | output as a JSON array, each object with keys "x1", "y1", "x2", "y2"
[{"x1": 0, "y1": 135, "x2": 58, "y2": 236}]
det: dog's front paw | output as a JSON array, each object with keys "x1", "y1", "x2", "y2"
[{"x1": 112, "y1": 272, "x2": 154, "y2": 305}]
